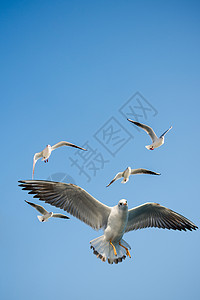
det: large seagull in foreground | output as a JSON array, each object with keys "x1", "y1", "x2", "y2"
[
  {"x1": 19, "y1": 180, "x2": 198, "y2": 264},
  {"x1": 127, "y1": 119, "x2": 172, "y2": 150},
  {"x1": 32, "y1": 141, "x2": 86, "y2": 179}
]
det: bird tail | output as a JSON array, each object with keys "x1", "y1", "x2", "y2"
[
  {"x1": 37, "y1": 215, "x2": 45, "y2": 222},
  {"x1": 145, "y1": 145, "x2": 151, "y2": 150},
  {"x1": 90, "y1": 236, "x2": 131, "y2": 264}
]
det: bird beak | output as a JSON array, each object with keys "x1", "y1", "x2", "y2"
[{"x1": 124, "y1": 203, "x2": 127, "y2": 206}]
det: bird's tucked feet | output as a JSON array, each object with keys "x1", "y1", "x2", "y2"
[
  {"x1": 119, "y1": 241, "x2": 131, "y2": 258},
  {"x1": 110, "y1": 240, "x2": 117, "y2": 256}
]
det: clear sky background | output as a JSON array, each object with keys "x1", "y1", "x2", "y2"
[{"x1": 1, "y1": 1, "x2": 200, "y2": 299}]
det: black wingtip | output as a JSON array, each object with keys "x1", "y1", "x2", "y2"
[
  {"x1": 127, "y1": 118, "x2": 135, "y2": 124},
  {"x1": 18, "y1": 180, "x2": 27, "y2": 186},
  {"x1": 24, "y1": 200, "x2": 32, "y2": 205},
  {"x1": 78, "y1": 146, "x2": 87, "y2": 151}
]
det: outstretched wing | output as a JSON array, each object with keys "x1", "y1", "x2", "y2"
[
  {"x1": 19, "y1": 180, "x2": 111, "y2": 230},
  {"x1": 159, "y1": 126, "x2": 172, "y2": 138},
  {"x1": 126, "y1": 202, "x2": 198, "y2": 232},
  {"x1": 25, "y1": 200, "x2": 48, "y2": 215},
  {"x1": 127, "y1": 119, "x2": 157, "y2": 142},
  {"x1": 51, "y1": 141, "x2": 86, "y2": 151},
  {"x1": 53, "y1": 213, "x2": 70, "y2": 219},
  {"x1": 131, "y1": 169, "x2": 161, "y2": 176},
  {"x1": 106, "y1": 172, "x2": 123, "y2": 187},
  {"x1": 32, "y1": 151, "x2": 43, "y2": 179}
]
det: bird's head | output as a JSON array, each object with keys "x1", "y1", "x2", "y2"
[
  {"x1": 118, "y1": 199, "x2": 128, "y2": 209},
  {"x1": 125, "y1": 166, "x2": 131, "y2": 172}
]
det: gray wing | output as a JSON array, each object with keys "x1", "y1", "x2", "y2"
[
  {"x1": 19, "y1": 180, "x2": 111, "y2": 230},
  {"x1": 131, "y1": 169, "x2": 161, "y2": 176},
  {"x1": 127, "y1": 119, "x2": 157, "y2": 142},
  {"x1": 159, "y1": 126, "x2": 172, "y2": 138},
  {"x1": 53, "y1": 213, "x2": 70, "y2": 219},
  {"x1": 51, "y1": 141, "x2": 86, "y2": 151},
  {"x1": 126, "y1": 202, "x2": 198, "y2": 232},
  {"x1": 106, "y1": 172, "x2": 123, "y2": 187},
  {"x1": 25, "y1": 200, "x2": 48, "y2": 215}
]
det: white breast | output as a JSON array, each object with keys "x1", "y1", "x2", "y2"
[
  {"x1": 124, "y1": 167, "x2": 131, "y2": 179},
  {"x1": 42, "y1": 146, "x2": 52, "y2": 159},
  {"x1": 104, "y1": 206, "x2": 128, "y2": 242},
  {"x1": 43, "y1": 212, "x2": 53, "y2": 221},
  {"x1": 153, "y1": 137, "x2": 164, "y2": 148}
]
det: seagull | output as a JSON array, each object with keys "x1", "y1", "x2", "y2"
[
  {"x1": 19, "y1": 180, "x2": 197, "y2": 264},
  {"x1": 127, "y1": 119, "x2": 172, "y2": 150},
  {"x1": 25, "y1": 200, "x2": 70, "y2": 222},
  {"x1": 106, "y1": 166, "x2": 160, "y2": 187},
  {"x1": 32, "y1": 141, "x2": 87, "y2": 178}
]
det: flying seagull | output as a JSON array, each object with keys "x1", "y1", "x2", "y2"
[
  {"x1": 32, "y1": 141, "x2": 87, "y2": 178},
  {"x1": 19, "y1": 180, "x2": 197, "y2": 264},
  {"x1": 106, "y1": 166, "x2": 160, "y2": 187},
  {"x1": 25, "y1": 200, "x2": 70, "y2": 222},
  {"x1": 127, "y1": 119, "x2": 172, "y2": 150}
]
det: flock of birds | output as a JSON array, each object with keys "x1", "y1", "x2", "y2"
[{"x1": 19, "y1": 119, "x2": 198, "y2": 264}]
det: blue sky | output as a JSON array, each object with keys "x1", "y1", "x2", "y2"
[{"x1": 1, "y1": 0, "x2": 200, "y2": 299}]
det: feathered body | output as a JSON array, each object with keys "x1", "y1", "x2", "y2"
[
  {"x1": 41, "y1": 145, "x2": 52, "y2": 161},
  {"x1": 19, "y1": 180, "x2": 198, "y2": 265},
  {"x1": 127, "y1": 119, "x2": 172, "y2": 150},
  {"x1": 90, "y1": 199, "x2": 130, "y2": 264},
  {"x1": 106, "y1": 166, "x2": 160, "y2": 187},
  {"x1": 32, "y1": 141, "x2": 86, "y2": 178},
  {"x1": 145, "y1": 137, "x2": 164, "y2": 150},
  {"x1": 37, "y1": 212, "x2": 53, "y2": 222}
]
